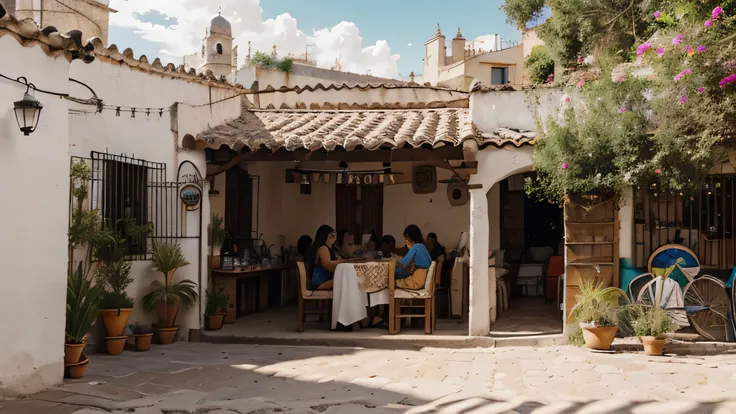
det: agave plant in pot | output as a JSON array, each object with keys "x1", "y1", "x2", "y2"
[
  {"x1": 65, "y1": 262, "x2": 102, "y2": 376},
  {"x1": 568, "y1": 279, "x2": 627, "y2": 350},
  {"x1": 205, "y1": 286, "x2": 229, "y2": 331},
  {"x1": 142, "y1": 241, "x2": 199, "y2": 345},
  {"x1": 66, "y1": 160, "x2": 103, "y2": 372},
  {"x1": 631, "y1": 306, "x2": 675, "y2": 356}
]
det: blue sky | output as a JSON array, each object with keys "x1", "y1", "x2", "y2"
[{"x1": 108, "y1": 0, "x2": 521, "y2": 79}]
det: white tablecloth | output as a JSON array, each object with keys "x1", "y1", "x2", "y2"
[{"x1": 332, "y1": 263, "x2": 389, "y2": 329}]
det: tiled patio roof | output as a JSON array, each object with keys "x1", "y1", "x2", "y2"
[{"x1": 196, "y1": 108, "x2": 537, "y2": 152}]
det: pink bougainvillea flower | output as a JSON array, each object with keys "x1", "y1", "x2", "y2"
[
  {"x1": 705, "y1": 19, "x2": 713, "y2": 27},
  {"x1": 686, "y1": 45, "x2": 694, "y2": 56},
  {"x1": 713, "y1": 6, "x2": 724, "y2": 19},
  {"x1": 577, "y1": 55, "x2": 583, "y2": 65},
  {"x1": 637, "y1": 42, "x2": 652, "y2": 57},
  {"x1": 720, "y1": 74, "x2": 736, "y2": 88},
  {"x1": 674, "y1": 68, "x2": 693, "y2": 82},
  {"x1": 576, "y1": 78, "x2": 585, "y2": 88},
  {"x1": 697, "y1": 45, "x2": 707, "y2": 53},
  {"x1": 561, "y1": 163, "x2": 568, "y2": 170},
  {"x1": 697, "y1": 87, "x2": 705, "y2": 93},
  {"x1": 657, "y1": 47, "x2": 665, "y2": 57},
  {"x1": 679, "y1": 95, "x2": 689, "y2": 104},
  {"x1": 672, "y1": 34, "x2": 683, "y2": 45},
  {"x1": 564, "y1": 96, "x2": 571, "y2": 103},
  {"x1": 654, "y1": 10, "x2": 661, "y2": 20},
  {"x1": 618, "y1": 105, "x2": 627, "y2": 114},
  {"x1": 655, "y1": 169, "x2": 662, "y2": 175}
]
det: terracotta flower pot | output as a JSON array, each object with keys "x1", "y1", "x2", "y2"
[
  {"x1": 134, "y1": 333, "x2": 154, "y2": 352},
  {"x1": 64, "y1": 343, "x2": 85, "y2": 365},
  {"x1": 99, "y1": 308, "x2": 133, "y2": 337},
  {"x1": 581, "y1": 325, "x2": 618, "y2": 350},
  {"x1": 157, "y1": 327, "x2": 178, "y2": 345},
  {"x1": 640, "y1": 336, "x2": 666, "y2": 356},
  {"x1": 206, "y1": 313, "x2": 225, "y2": 331},
  {"x1": 105, "y1": 336, "x2": 127, "y2": 355},
  {"x1": 66, "y1": 358, "x2": 89, "y2": 379},
  {"x1": 156, "y1": 300, "x2": 180, "y2": 329}
]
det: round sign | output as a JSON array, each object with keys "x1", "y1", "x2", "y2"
[{"x1": 180, "y1": 184, "x2": 202, "y2": 211}]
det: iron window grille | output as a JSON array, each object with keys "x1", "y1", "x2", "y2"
[{"x1": 634, "y1": 175, "x2": 736, "y2": 272}]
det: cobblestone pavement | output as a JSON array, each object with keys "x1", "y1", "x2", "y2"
[{"x1": 6, "y1": 342, "x2": 736, "y2": 413}]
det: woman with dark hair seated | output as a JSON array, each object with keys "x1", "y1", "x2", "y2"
[
  {"x1": 306, "y1": 225, "x2": 350, "y2": 290},
  {"x1": 395, "y1": 224, "x2": 432, "y2": 290}
]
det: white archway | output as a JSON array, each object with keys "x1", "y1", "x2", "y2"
[{"x1": 467, "y1": 145, "x2": 535, "y2": 336}]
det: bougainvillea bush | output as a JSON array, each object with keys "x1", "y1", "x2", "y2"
[{"x1": 528, "y1": 2, "x2": 736, "y2": 203}]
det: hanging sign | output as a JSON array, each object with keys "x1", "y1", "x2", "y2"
[{"x1": 180, "y1": 183, "x2": 202, "y2": 211}]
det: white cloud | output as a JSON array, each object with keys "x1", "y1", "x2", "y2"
[{"x1": 109, "y1": 0, "x2": 400, "y2": 78}]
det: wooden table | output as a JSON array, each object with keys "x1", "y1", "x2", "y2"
[{"x1": 212, "y1": 265, "x2": 291, "y2": 323}]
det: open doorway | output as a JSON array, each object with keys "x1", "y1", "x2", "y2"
[{"x1": 493, "y1": 172, "x2": 564, "y2": 336}]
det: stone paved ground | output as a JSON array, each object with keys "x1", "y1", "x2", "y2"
[{"x1": 5, "y1": 342, "x2": 736, "y2": 413}]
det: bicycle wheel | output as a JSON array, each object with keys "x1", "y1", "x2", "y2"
[{"x1": 684, "y1": 275, "x2": 728, "y2": 341}]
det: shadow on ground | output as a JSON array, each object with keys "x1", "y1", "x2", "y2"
[{"x1": 3, "y1": 342, "x2": 736, "y2": 414}]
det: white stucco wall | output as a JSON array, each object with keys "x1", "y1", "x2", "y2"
[
  {"x1": 257, "y1": 84, "x2": 467, "y2": 109},
  {"x1": 0, "y1": 36, "x2": 71, "y2": 396},
  {"x1": 470, "y1": 88, "x2": 563, "y2": 133},
  {"x1": 468, "y1": 146, "x2": 535, "y2": 335},
  {"x1": 68, "y1": 57, "x2": 241, "y2": 343}
]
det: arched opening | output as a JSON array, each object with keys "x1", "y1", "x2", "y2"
[
  {"x1": 216, "y1": 43, "x2": 223, "y2": 55},
  {"x1": 489, "y1": 171, "x2": 564, "y2": 336},
  {"x1": 181, "y1": 134, "x2": 197, "y2": 150}
]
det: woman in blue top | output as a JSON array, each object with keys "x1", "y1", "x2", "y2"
[
  {"x1": 395, "y1": 224, "x2": 433, "y2": 290},
  {"x1": 306, "y1": 225, "x2": 350, "y2": 290}
]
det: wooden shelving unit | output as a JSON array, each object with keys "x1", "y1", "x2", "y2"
[{"x1": 564, "y1": 198, "x2": 619, "y2": 318}]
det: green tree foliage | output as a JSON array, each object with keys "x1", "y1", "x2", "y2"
[
  {"x1": 247, "y1": 51, "x2": 294, "y2": 73},
  {"x1": 527, "y1": 1, "x2": 736, "y2": 201},
  {"x1": 526, "y1": 45, "x2": 556, "y2": 84},
  {"x1": 503, "y1": 0, "x2": 732, "y2": 65}
]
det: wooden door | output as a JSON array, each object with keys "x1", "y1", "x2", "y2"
[
  {"x1": 336, "y1": 184, "x2": 383, "y2": 242},
  {"x1": 225, "y1": 166, "x2": 252, "y2": 240}
]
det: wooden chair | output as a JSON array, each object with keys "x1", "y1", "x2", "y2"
[
  {"x1": 388, "y1": 260, "x2": 438, "y2": 335},
  {"x1": 296, "y1": 261, "x2": 333, "y2": 332},
  {"x1": 432, "y1": 255, "x2": 452, "y2": 319}
]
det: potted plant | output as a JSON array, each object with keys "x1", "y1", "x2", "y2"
[
  {"x1": 205, "y1": 286, "x2": 229, "y2": 331},
  {"x1": 568, "y1": 279, "x2": 626, "y2": 350},
  {"x1": 66, "y1": 160, "x2": 104, "y2": 372},
  {"x1": 631, "y1": 306, "x2": 675, "y2": 356},
  {"x1": 96, "y1": 218, "x2": 152, "y2": 354},
  {"x1": 142, "y1": 242, "x2": 199, "y2": 344},
  {"x1": 65, "y1": 262, "x2": 102, "y2": 373},
  {"x1": 129, "y1": 323, "x2": 154, "y2": 352},
  {"x1": 66, "y1": 354, "x2": 90, "y2": 379}
]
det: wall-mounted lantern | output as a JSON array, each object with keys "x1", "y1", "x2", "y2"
[{"x1": 14, "y1": 90, "x2": 43, "y2": 136}]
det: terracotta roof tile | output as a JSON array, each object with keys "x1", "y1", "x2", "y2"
[{"x1": 196, "y1": 108, "x2": 537, "y2": 152}]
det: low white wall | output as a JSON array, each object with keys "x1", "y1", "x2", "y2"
[
  {"x1": 257, "y1": 81, "x2": 468, "y2": 109},
  {"x1": 0, "y1": 36, "x2": 71, "y2": 395},
  {"x1": 470, "y1": 88, "x2": 563, "y2": 133}
]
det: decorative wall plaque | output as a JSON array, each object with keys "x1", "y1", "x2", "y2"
[{"x1": 412, "y1": 165, "x2": 437, "y2": 194}]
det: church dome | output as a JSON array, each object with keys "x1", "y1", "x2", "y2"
[{"x1": 210, "y1": 14, "x2": 232, "y2": 37}]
